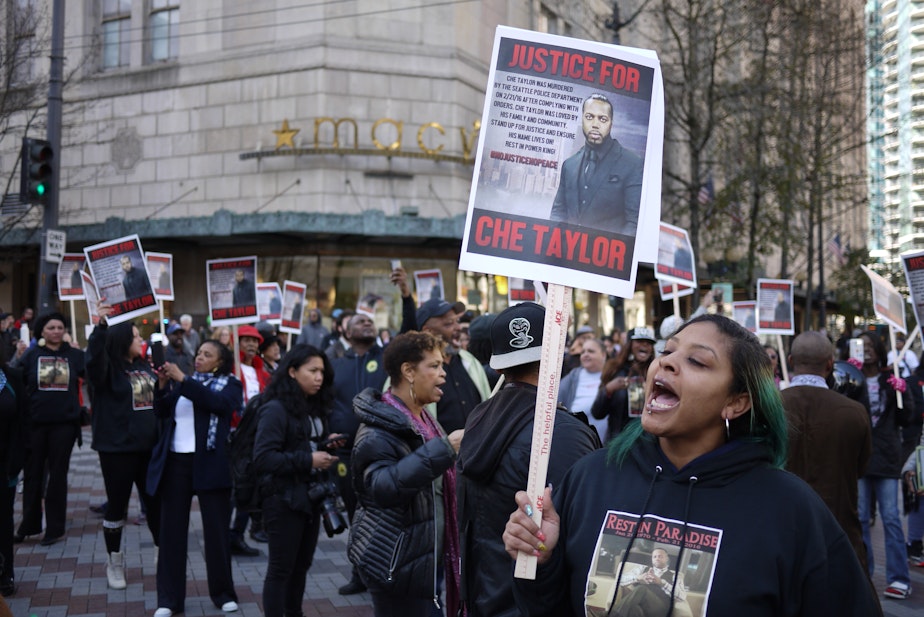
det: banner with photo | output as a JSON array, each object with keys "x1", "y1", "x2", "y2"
[
  {"x1": 658, "y1": 280, "x2": 694, "y2": 302},
  {"x1": 862, "y1": 264, "x2": 907, "y2": 333},
  {"x1": 901, "y1": 250, "x2": 924, "y2": 328},
  {"x1": 756, "y1": 279, "x2": 794, "y2": 335},
  {"x1": 145, "y1": 252, "x2": 174, "y2": 301},
  {"x1": 732, "y1": 301, "x2": 757, "y2": 333},
  {"x1": 83, "y1": 234, "x2": 157, "y2": 326},
  {"x1": 414, "y1": 269, "x2": 445, "y2": 305},
  {"x1": 206, "y1": 256, "x2": 259, "y2": 326},
  {"x1": 459, "y1": 26, "x2": 664, "y2": 298},
  {"x1": 655, "y1": 222, "x2": 696, "y2": 289},
  {"x1": 57, "y1": 254, "x2": 86, "y2": 301},
  {"x1": 508, "y1": 277, "x2": 538, "y2": 305},
  {"x1": 257, "y1": 282, "x2": 283, "y2": 324},
  {"x1": 280, "y1": 281, "x2": 306, "y2": 334}
]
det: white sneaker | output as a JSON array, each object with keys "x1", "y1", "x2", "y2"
[
  {"x1": 221, "y1": 600, "x2": 239, "y2": 612},
  {"x1": 153, "y1": 609, "x2": 173, "y2": 617},
  {"x1": 106, "y1": 551, "x2": 126, "y2": 590}
]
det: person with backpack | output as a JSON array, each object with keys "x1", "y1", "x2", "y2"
[
  {"x1": 146, "y1": 339, "x2": 242, "y2": 617},
  {"x1": 252, "y1": 344, "x2": 345, "y2": 617}
]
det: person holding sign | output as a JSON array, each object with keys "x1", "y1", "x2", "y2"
[
  {"x1": 348, "y1": 331, "x2": 464, "y2": 617},
  {"x1": 85, "y1": 308, "x2": 160, "y2": 590},
  {"x1": 550, "y1": 93, "x2": 643, "y2": 236},
  {"x1": 503, "y1": 315, "x2": 879, "y2": 616},
  {"x1": 856, "y1": 330, "x2": 913, "y2": 600},
  {"x1": 456, "y1": 303, "x2": 598, "y2": 617}
]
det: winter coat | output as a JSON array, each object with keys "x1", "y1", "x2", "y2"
[
  {"x1": 865, "y1": 371, "x2": 912, "y2": 478},
  {"x1": 347, "y1": 388, "x2": 456, "y2": 601},
  {"x1": 512, "y1": 437, "x2": 880, "y2": 616}
]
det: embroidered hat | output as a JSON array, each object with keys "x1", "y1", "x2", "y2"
[
  {"x1": 490, "y1": 302, "x2": 544, "y2": 370},
  {"x1": 416, "y1": 298, "x2": 466, "y2": 329},
  {"x1": 628, "y1": 326, "x2": 656, "y2": 343}
]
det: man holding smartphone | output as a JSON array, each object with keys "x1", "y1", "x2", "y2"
[{"x1": 162, "y1": 324, "x2": 193, "y2": 376}]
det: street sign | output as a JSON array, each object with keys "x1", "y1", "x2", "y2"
[{"x1": 46, "y1": 229, "x2": 66, "y2": 264}]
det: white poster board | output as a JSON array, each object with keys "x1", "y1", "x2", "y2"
[
  {"x1": 508, "y1": 277, "x2": 538, "y2": 305},
  {"x1": 655, "y1": 222, "x2": 696, "y2": 289},
  {"x1": 146, "y1": 252, "x2": 174, "y2": 301},
  {"x1": 257, "y1": 282, "x2": 283, "y2": 324},
  {"x1": 57, "y1": 253, "x2": 86, "y2": 301},
  {"x1": 732, "y1": 300, "x2": 757, "y2": 333},
  {"x1": 862, "y1": 264, "x2": 907, "y2": 333},
  {"x1": 901, "y1": 250, "x2": 924, "y2": 328},
  {"x1": 756, "y1": 278, "x2": 794, "y2": 335},
  {"x1": 83, "y1": 234, "x2": 157, "y2": 326},
  {"x1": 458, "y1": 26, "x2": 664, "y2": 298},
  {"x1": 414, "y1": 269, "x2": 445, "y2": 305},
  {"x1": 280, "y1": 280, "x2": 306, "y2": 334},
  {"x1": 206, "y1": 256, "x2": 259, "y2": 326}
]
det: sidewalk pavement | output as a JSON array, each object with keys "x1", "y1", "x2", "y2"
[{"x1": 5, "y1": 427, "x2": 924, "y2": 616}]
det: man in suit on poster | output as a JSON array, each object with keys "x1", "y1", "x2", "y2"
[{"x1": 550, "y1": 93, "x2": 644, "y2": 236}]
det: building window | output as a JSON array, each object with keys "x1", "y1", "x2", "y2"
[
  {"x1": 102, "y1": 0, "x2": 131, "y2": 68},
  {"x1": 149, "y1": 0, "x2": 178, "y2": 62},
  {"x1": 8, "y1": 0, "x2": 37, "y2": 84}
]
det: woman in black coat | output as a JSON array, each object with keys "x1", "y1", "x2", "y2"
[
  {"x1": 0, "y1": 364, "x2": 26, "y2": 596},
  {"x1": 148, "y1": 340, "x2": 241, "y2": 617},
  {"x1": 254, "y1": 344, "x2": 344, "y2": 617}
]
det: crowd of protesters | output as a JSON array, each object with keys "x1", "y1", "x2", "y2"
[{"x1": 0, "y1": 270, "x2": 922, "y2": 616}]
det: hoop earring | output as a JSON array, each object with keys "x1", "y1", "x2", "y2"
[
  {"x1": 409, "y1": 380, "x2": 417, "y2": 406},
  {"x1": 725, "y1": 417, "x2": 731, "y2": 441}
]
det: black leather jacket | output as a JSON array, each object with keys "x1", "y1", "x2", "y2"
[{"x1": 348, "y1": 388, "x2": 456, "y2": 600}]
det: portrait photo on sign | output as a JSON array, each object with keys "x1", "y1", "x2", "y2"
[
  {"x1": 414, "y1": 269, "x2": 445, "y2": 305},
  {"x1": 460, "y1": 26, "x2": 664, "y2": 298},
  {"x1": 145, "y1": 252, "x2": 174, "y2": 301},
  {"x1": 206, "y1": 256, "x2": 259, "y2": 325},
  {"x1": 57, "y1": 254, "x2": 86, "y2": 301},
  {"x1": 257, "y1": 282, "x2": 283, "y2": 323},
  {"x1": 902, "y1": 249, "x2": 924, "y2": 328},
  {"x1": 756, "y1": 278, "x2": 794, "y2": 335},
  {"x1": 655, "y1": 223, "x2": 696, "y2": 288},
  {"x1": 83, "y1": 234, "x2": 157, "y2": 325},
  {"x1": 280, "y1": 281, "x2": 306, "y2": 334},
  {"x1": 862, "y1": 264, "x2": 907, "y2": 333},
  {"x1": 732, "y1": 301, "x2": 757, "y2": 333}
]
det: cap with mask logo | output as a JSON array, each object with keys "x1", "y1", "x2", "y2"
[{"x1": 489, "y1": 302, "x2": 545, "y2": 370}]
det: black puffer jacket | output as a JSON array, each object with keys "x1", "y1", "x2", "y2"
[
  {"x1": 865, "y1": 371, "x2": 912, "y2": 478},
  {"x1": 348, "y1": 388, "x2": 456, "y2": 601}
]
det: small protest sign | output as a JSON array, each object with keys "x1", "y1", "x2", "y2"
[
  {"x1": 83, "y1": 235, "x2": 157, "y2": 326},
  {"x1": 206, "y1": 256, "x2": 258, "y2": 326}
]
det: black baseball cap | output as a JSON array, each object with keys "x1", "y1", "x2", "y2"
[
  {"x1": 416, "y1": 298, "x2": 465, "y2": 328},
  {"x1": 490, "y1": 302, "x2": 544, "y2": 370}
]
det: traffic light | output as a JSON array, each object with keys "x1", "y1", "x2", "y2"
[{"x1": 20, "y1": 137, "x2": 53, "y2": 205}]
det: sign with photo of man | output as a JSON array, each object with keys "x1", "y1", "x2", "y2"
[
  {"x1": 206, "y1": 256, "x2": 258, "y2": 326},
  {"x1": 655, "y1": 222, "x2": 696, "y2": 289},
  {"x1": 756, "y1": 279, "x2": 794, "y2": 335},
  {"x1": 145, "y1": 252, "x2": 174, "y2": 300},
  {"x1": 413, "y1": 269, "x2": 445, "y2": 305},
  {"x1": 901, "y1": 250, "x2": 924, "y2": 329},
  {"x1": 257, "y1": 282, "x2": 283, "y2": 324},
  {"x1": 459, "y1": 26, "x2": 664, "y2": 298},
  {"x1": 280, "y1": 281, "x2": 306, "y2": 334},
  {"x1": 57, "y1": 253, "x2": 86, "y2": 301},
  {"x1": 83, "y1": 234, "x2": 157, "y2": 325}
]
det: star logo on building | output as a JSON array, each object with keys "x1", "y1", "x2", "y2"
[{"x1": 273, "y1": 119, "x2": 300, "y2": 150}]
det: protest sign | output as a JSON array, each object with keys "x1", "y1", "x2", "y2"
[
  {"x1": 280, "y1": 281, "x2": 306, "y2": 334},
  {"x1": 756, "y1": 279, "x2": 794, "y2": 335},
  {"x1": 206, "y1": 256, "x2": 258, "y2": 326},
  {"x1": 57, "y1": 254, "x2": 86, "y2": 301},
  {"x1": 508, "y1": 277, "x2": 538, "y2": 305},
  {"x1": 655, "y1": 222, "x2": 696, "y2": 289},
  {"x1": 80, "y1": 270, "x2": 101, "y2": 327},
  {"x1": 657, "y1": 280, "x2": 694, "y2": 302},
  {"x1": 901, "y1": 250, "x2": 924, "y2": 328},
  {"x1": 257, "y1": 282, "x2": 283, "y2": 324},
  {"x1": 862, "y1": 264, "x2": 907, "y2": 334},
  {"x1": 732, "y1": 301, "x2": 757, "y2": 333},
  {"x1": 145, "y1": 252, "x2": 174, "y2": 301},
  {"x1": 459, "y1": 26, "x2": 664, "y2": 298},
  {"x1": 413, "y1": 269, "x2": 444, "y2": 305},
  {"x1": 83, "y1": 235, "x2": 157, "y2": 326}
]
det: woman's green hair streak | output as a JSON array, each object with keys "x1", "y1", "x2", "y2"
[{"x1": 607, "y1": 314, "x2": 788, "y2": 469}]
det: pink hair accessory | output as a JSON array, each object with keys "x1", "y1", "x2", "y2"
[
  {"x1": 846, "y1": 358, "x2": 863, "y2": 370},
  {"x1": 887, "y1": 375, "x2": 907, "y2": 393}
]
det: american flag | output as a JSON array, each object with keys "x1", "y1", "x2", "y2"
[
  {"x1": 697, "y1": 176, "x2": 714, "y2": 207},
  {"x1": 826, "y1": 233, "x2": 846, "y2": 266}
]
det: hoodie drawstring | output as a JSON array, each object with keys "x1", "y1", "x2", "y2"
[
  {"x1": 611, "y1": 465, "x2": 662, "y2": 609},
  {"x1": 665, "y1": 475, "x2": 698, "y2": 617}
]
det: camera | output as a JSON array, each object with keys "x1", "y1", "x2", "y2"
[{"x1": 308, "y1": 472, "x2": 349, "y2": 537}]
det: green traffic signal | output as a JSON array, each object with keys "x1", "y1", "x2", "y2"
[{"x1": 20, "y1": 137, "x2": 53, "y2": 205}]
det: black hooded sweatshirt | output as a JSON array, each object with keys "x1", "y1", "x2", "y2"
[
  {"x1": 512, "y1": 436, "x2": 881, "y2": 617},
  {"x1": 456, "y1": 382, "x2": 599, "y2": 617}
]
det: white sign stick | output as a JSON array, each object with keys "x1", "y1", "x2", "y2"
[
  {"x1": 69, "y1": 300, "x2": 78, "y2": 348},
  {"x1": 889, "y1": 326, "x2": 904, "y2": 410},
  {"x1": 672, "y1": 284, "x2": 681, "y2": 319},
  {"x1": 515, "y1": 283, "x2": 572, "y2": 580},
  {"x1": 776, "y1": 334, "x2": 790, "y2": 387}
]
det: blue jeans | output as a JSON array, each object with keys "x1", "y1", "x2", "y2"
[{"x1": 859, "y1": 477, "x2": 910, "y2": 585}]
